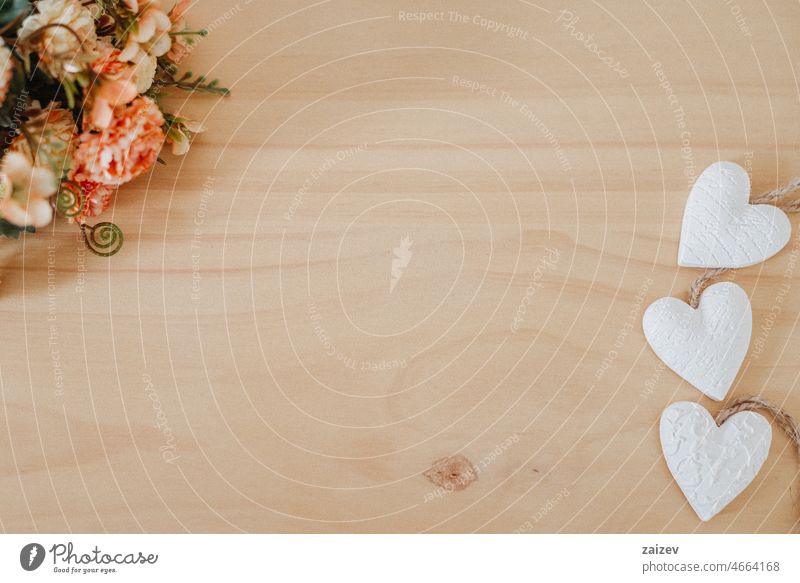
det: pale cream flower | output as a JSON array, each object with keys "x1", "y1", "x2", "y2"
[
  {"x1": 168, "y1": 119, "x2": 204, "y2": 155},
  {"x1": 10, "y1": 101, "x2": 77, "y2": 176},
  {"x1": 119, "y1": 1, "x2": 172, "y2": 75},
  {"x1": 0, "y1": 152, "x2": 57, "y2": 228},
  {"x1": 0, "y1": 44, "x2": 12, "y2": 107},
  {"x1": 132, "y1": 52, "x2": 158, "y2": 93},
  {"x1": 18, "y1": 0, "x2": 98, "y2": 83}
]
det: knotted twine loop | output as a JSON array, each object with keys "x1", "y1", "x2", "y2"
[
  {"x1": 686, "y1": 178, "x2": 800, "y2": 308},
  {"x1": 688, "y1": 267, "x2": 729, "y2": 308},
  {"x1": 716, "y1": 395, "x2": 800, "y2": 460},
  {"x1": 750, "y1": 178, "x2": 800, "y2": 206},
  {"x1": 717, "y1": 396, "x2": 800, "y2": 529}
]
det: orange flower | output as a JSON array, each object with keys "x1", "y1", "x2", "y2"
[
  {"x1": 167, "y1": 0, "x2": 195, "y2": 64},
  {"x1": 88, "y1": 41, "x2": 138, "y2": 129},
  {"x1": 91, "y1": 40, "x2": 132, "y2": 78},
  {"x1": 170, "y1": 0, "x2": 190, "y2": 20},
  {"x1": 70, "y1": 180, "x2": 115, "y2": 222},
  {"x1": 72, "y1": 97, "x2": 165, "y2": 186}
]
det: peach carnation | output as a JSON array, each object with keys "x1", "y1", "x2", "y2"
[
  {"x1": 72, "y1": 97, "x2": 165, "y2": 186},
  {"x1": 88, "y1": 40, "x2": 138, "y2": 130},
  {"x1": 71, "y1": 179, "x2": 115, "y2": 222},
  {"x1": 91, "y1": 39, "x2": 132, "y2": 78}
]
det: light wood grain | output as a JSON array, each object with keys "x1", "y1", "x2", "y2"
[{"x1": 1, "y1": 0, "x2": 799, "y2": 533}]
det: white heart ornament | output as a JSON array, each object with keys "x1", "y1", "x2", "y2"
[
  {"x1": 643, "y1": 282, "x2": 751, "y2": 401},
  {"x1": 660, "y1": 401, "x2": 771, "y2": 521},
  {"x1": 678, "y1": 161, "x2": 791, "y2": 268}
]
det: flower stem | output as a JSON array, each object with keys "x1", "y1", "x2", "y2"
[{"x1": 169, "y1": 30, "x2": 208, "y2": 37}]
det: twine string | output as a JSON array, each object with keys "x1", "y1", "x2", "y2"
[
  {"x1": 717, "y1": 396, "x2": 800, "y2": 530},
  {"x1": 750, "y1": 178, "x2": 800, "y2": 206},
  {"x1": 687, "y1": 178, "x2": 800, "y2": 308},
  {"x1": 688, "y1": 267, "x2": 729, "y2": 308},
  {"x1": 715, "y1": 396, "x2": 800, "y2": 460}
]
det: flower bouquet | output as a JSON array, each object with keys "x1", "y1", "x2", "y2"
[{"x1": 0, "y1": 0, "x2": 227, "y2": 255}]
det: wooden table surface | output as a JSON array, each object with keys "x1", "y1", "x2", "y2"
[{"x1": 1, "y1": 0, "x2": 799, "y2": 533}]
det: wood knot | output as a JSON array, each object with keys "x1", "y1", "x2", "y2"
[{"x1": 423, "y1": 454, "x2": 477, "y2": 492}]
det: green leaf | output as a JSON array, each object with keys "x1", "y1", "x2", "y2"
[
  {"x1": 0, "y1": 0, "x2": 32, "y2": 28},
  {"x1": 0, "y1": 218, "x2": 35, "y2": 240}
]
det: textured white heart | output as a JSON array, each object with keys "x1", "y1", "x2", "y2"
[
  {"x1": 643, "y1": 282, "x2": 751, "y2": 401},
  {"x1": 660, "y1": 401, "x2": 771, "y2": 521},
  {"x1": 678, "y1": 161, "x2": 791, "y2": 268}
]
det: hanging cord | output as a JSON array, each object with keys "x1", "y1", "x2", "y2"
[
  {"x1": 688, "y1": 267, "x2": 729, "y2": 308},
  {"x1": 716, "y1": 395, "x2": 800, "y2": 530},
  {"x1": 716, "y1": 395, "x2": 800, "y2": 459},
  {"x1": 687, "y1": 178, "x2": 800, "y2": 307}
]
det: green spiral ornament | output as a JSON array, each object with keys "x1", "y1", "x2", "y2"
[
  {"x1": 81, "y1": 222, "x2": 124, "y2": 257},
  {"x1": 55, "y1": 181, "x2": 84, "y2": 218}
]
